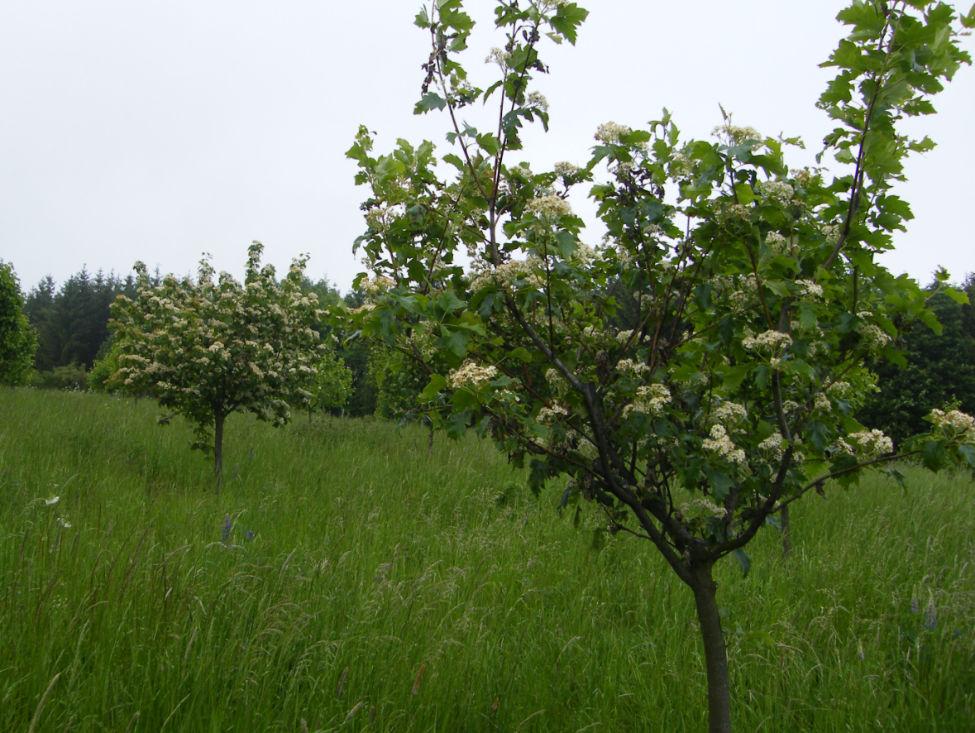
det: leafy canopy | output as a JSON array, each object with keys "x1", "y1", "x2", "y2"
[
  {"x1": 348, "y1": 0, "x2": 974, "y2": 582},
  {"x1": 111, "y1": 242, "x2": 329, "y2": 455}
]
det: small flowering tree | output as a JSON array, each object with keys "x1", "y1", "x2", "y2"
[
  {"x1": 349, "y1": 1, "x2": 975, "y2": 730},
  {"x1": 111, "y1": 242, "x2": 329, "y2": 484}
]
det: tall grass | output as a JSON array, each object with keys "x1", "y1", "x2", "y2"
[{"x1": 1, "y1": 387, "x2": 972, "y2": 731}]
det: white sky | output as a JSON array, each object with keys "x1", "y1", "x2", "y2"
[{"x1": 1, "y1": 1, "x2": 972, "y2": 293}]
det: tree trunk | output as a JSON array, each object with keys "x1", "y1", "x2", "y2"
[
  {"x1": 780, "y1": 504, "x2": 792, "y2": 556},
  {"x1": 690, "y1": 563, "x2": 732, "y2": 733},
  {"x1": 214, "y1": 412, "x2": 225, "y2": 490}
]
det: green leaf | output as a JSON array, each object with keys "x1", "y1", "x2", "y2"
[
  {"x1": 734, "y1": 183, "x2": 756, "y2": 205},
  {"x1": 549, "y1": 3, "x2": 589, "y2": 45},
  {"x1": 420, "y1": 374, "x2": 447, "y2": 401},
  {"x1": 707, "y1": 471, "x2": 734, "y2": 501},
  {"x1": 414, "y1": 92, "x2": 447, "y2": 115}
]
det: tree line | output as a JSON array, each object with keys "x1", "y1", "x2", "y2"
[{"x1": 3, "y1": 257, "x2": 972, "y2": 444}]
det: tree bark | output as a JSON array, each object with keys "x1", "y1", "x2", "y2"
[
  {"x1": 214, "y1": 412, "x2": 225, "y2": 490},
  {"x1": 690, "y1": 563, "x2": 732, "y2": 733}
]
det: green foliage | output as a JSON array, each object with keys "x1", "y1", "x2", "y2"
[
  {"x1": 110, "y1": 242, "x2": 331, "y2": 470},
  {"x1": 862, "y1": 278, "x2": 975, "y2": 443},
  {"x1": 350, "y1": 1, "x2": 973, "y2": 727},
  {"x1": 0, "y1": 262, "x2": 37, "y2": 386},
  {"x1": 29, "y1": 363, "x2": 87, "y2": 392},
  {"x1": 87, "y1": 339, "x2": 123, "y2": 393},
  {"x1": 309, "y1": 347, "x2": 353, "y2": 414}
]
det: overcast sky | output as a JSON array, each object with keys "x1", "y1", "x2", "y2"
[{"x1": 1, "y1": 1, "x2": 972, "y2": 293}]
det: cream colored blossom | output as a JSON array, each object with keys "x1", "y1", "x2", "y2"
[
  {"x1": 623, "y1": 383, "x2": 671, "y2": 418},
  {"x1": 742, "y1": 330, "x2": 792, "y2": 353},
  {"x1": 797, "y1": 279, "x2": 823, "y2": 299},
  {"x1": 527, "y1": 194, "x2": 572, "y2": 219},
  {"x1": 758, "y1": 432, "x2": 785, "y2": 459},
  {"x1": 595, "y1": 122, "x2": 632, "y2": 144},
  {"x1": 928, "y1": 408, "x2": 975, "y2": 442},
  {"x1": 713, "y1": 401, "x2": 747, "y2": 425},
  {"x1": 849, "y1": 429, "x2": 893, "y2": 458},
  {"x1": 703, "y1": 424, "x2": 747, "y2": 466},
  {"x1": 553, "y1": 161, "x2": 580, "y2": 179},
  {"x1": 713, "y1": 123, "x2": 761, "y2": 144},
  {"x1": 857, "y1": 323, "x2": 892, "y2": 351},
  {"x1": 448, "y1": 361, "x2": 498, "y2": 389},
  {"x1": 756, "y1": 180, "x2": 794, "y2": 206}
]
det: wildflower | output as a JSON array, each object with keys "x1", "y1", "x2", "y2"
[
  {"x1": 56, "y1": 517, "x2": 72, "y2": 529},
  {"x1": 44, "y1": 496, "x2": 60, "y2": 506},
  {"x1": 814, "y1": 393, "x2": 831, "y2": 412}
]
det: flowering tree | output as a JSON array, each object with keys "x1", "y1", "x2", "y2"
[
  {"x1": 348, "y1": 1, "x2": 975, "y2": 730},
  {"x1": 0, "y1": 262, "x2": 37, "y2": 386},
  {"x1": 111, "y1": 242, "x2": 328, "y2": 484}
]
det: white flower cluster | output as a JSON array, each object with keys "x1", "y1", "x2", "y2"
[
  {"x1": 448, "y1": 361, "x2": 498, "y2": 389},
  {"x1": 796, "y1": 279, "x2": 823, "y2": 299},
  {"x1": 848, "y1": 429, "x2": 893, "y2": 458},
  {"x1": 756, "y1": 180, "x2": 795, "y2": 206},
  {"x1": 742, "y1": 330, "x2": 792, "y2": 353},
  {"x1": 713, "y1": 401, "x2": 748, "y2": 425},
  {"x1": 595, "y1": 121, "x2": 632, "y2": 144},
  {"x1": 485, "y1": 48, "x2": 510, "y2": 67},
  {"x1": 363, "y1": 275, "x2": 395, "y2": 297},
  {"x1": 680, "y1": 496, "x2": 727, "y2": 521},
  {"x1": 470, "y1": 259, "x2": 540, "y2": 291},
  {"x1": 857, "y1": 322, "x2": 892, "y2": 351},
  {"x1": 716, "y1": 202, "x2": 752, "y2": 226},
  {"x1": 928, "y1": 408, "x2": 975, "y2": 442},
  {"x1": 538, "y1": 403, "x2": 569, "y2": 425},
  {"x1": 713, "y1": 123, "x2": 760, "y2": 144},
  {"x1": 702, "y1": 424, "x2": 747, "y2": 466},
  {"x1": 827, "y1": 381, "x2": 852, "y2": 398},
  {"x1": 758, "y1": 431, "x2": 785, "y2": 459},
  {"x1": 553, "y1": 161, "x2": 581, "y2": 179},
  {"x1": 623, "y1": 383, "x2": 671, "y2": 418},
  {"x1": 527, "y1": 91, "x2": 549, "y2": 113},
  {"x1": 617, "y1": 358, "x2": 651, "y2": 377},
  {"x1": 527, "y1": 194, "x2": 572, "y2": 219}
]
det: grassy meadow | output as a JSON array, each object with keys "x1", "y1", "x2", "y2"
[{"x1": 0, "y1": 387, "x2": 973, "y2": 731}]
